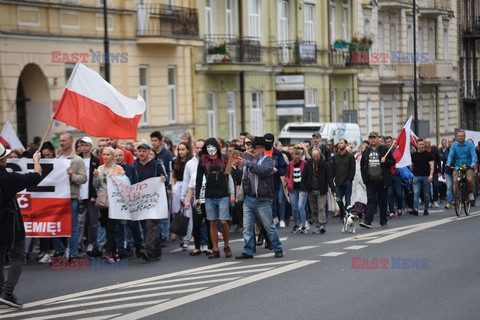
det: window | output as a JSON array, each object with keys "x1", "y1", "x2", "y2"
[
  {"x1": 305, "y1": 89, "x2": 317, "y2": 107},
  {"x1": 139, "y1": 66, "x2": 148, "y2": 125},
  {"x1": 378, "y1": 22, "x2": 384, "y2": 53},
  {"x1": 407, "y1": 25, "x2": 413, "y2": 54},
  {"x1": 227, "y1": 92, "x2": 236, "y2": 140},
  {"x1": 226, "y1": 0, "x2": 234, "y2": 40},
  {"x1": 380, "y1": 99, "x2": 385, "y2": 135},
  {"x1": 248, "y1": 0, "x2": 261, "y2": 38},
  {"x1": 330, "y1": 3, "x2": 335, "y2": 43},
  {"x1": 342, "y1": 6, "x2": 349, "y2": 41},
  {"x1": 366, "y1": 99, "x2": 372, "y2": 134},
  {"x1": 168, "y1": 66, "x2": 176, "y2": 124},
  {"x1": 343, "y1": 89, "x2": 349, "y2": 111},
  {"x1": 277, "y1": 0, "x2": 289, "y2": 63},
  {"x1": 205, "y1": 0, "x2": 215, "y2": 37},
  {"x1": 390, "y1": 22, "x2": 397, "y2": 52},
  {"x1": 392, "y1": 97, "x2": 398, "y2": 135},
  {"x1": 65, "y1": 63, "x2": 75, "y2": 84},
  {"x1": 364, "y1": 18, "x2": 371, "y2": 37},
  {"x1": 250, "y1": 92, "x2": 264, "y2": 135},
  {"x1": 331, "y1": 89, "x2": 337, "y2": 122},
  {"x1": 207, "y1": 92, "x2": 217, "y2": 137},
  {"x1": 443, "y1": 28, "x2": 449, "y2": 60},
  {"x1": 418, "y1": 25, "x2": 423, "y2": 55},
  {"x1": 304, "y1": 3, "x2": 315, "y2": 42},
  {"x1": 429, "y1": 24, "x2": 436, "y2": 62}
]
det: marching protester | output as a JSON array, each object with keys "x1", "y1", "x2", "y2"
[
  {"x1": 410, "y1": 139, "x2": 434, "y2": 216},
  {"x1": 332, "y1": 139, "x2": 355, "y2": 217},
  {"x1": 442, "y1": 138, "x2": 455, "y2": 208},
  {"x1": 285, "y1": 147, "x2": 308, "y2": 233},
  {"x1": 93, "y1": 147, "x2": 125, "y2": 263},
  {"x1": 52, "y1": 132, "x2": 87, "y2": 263},
  {"x1": 0, "y1": 144, "x2": 42, "y2": 308}
]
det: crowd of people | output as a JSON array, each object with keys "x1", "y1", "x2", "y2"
[{"x1": 0, "y1": 127, "x2": 477, "y2": 308}]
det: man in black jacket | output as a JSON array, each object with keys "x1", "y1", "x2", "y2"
[
  {"x1": 360, "y1": 132, "x2": 396, "y2": 228},
  {"x1": 0, "y1": 144, "x2": 42, "y2": 308}
]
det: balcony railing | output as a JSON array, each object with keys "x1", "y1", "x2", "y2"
[
  {"x1": 137, "y1": 3, "x2": 198, "y2": 38},
  {"x1": 276, "y1": 41, "x2": 317, "y2": 65},
  {"x1": 461, "y1": 81, "x2": 480, "y2": 100},
  {"x1": 332, "y1": 48, "x2": 370, "y2": 68},
  {"x1": 205, "y1": 36, "x2": 261, "y2": 64},
  {"x1": 419, "y1": 63, "x2": 453, "y2": 79}
]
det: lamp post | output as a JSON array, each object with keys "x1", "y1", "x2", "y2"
[
  {"x1": 413, "y1": 0, "x2": 418, "y2": 133},
  {"x1": 103, "y1": 0, "x2": 110, "y2": 83}
]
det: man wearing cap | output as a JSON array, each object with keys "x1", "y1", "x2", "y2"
[
  {"x1": 307, "y1": 132, "x2": 331, "y2": 163},
  {"x1": 78, "y1": 137, "x2": 101, "y2": 257},
  {"x1": 52, "y1": 133, "x2": 87, "y2": 263},
  {"x1": 234, "y1": 137, "x2": 283, "y2": 259},
  {"x1": 134, "y1": 143, "x2": 168, "y2": 261},
  {"x1": 0, "y1": 144, "x2": 42, "y2": 308},
  {"x1": 360, "y1": 131, "x2": 396, "y2": 228}
]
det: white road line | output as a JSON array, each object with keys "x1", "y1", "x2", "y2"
[
  {"x1": 190, "y1": 262, "x2": 286, "y2": 274},
  {"x1": 321, "y1": 252, "x2": 346, "y2": 257},
  {"x1": 170, "y1": 237, "x2": 288, "y2": 252},
  {"x1": 53, "y1": 287, "x2": 205, "y2": 304},
  {"x1": 114, "y1": 260, "x2": 318, "y2": 320},
  {"x1": 323, "y1": 225, "x2": 413, "y2": 244},
  {"x1": 343, "y1": 245, "x2": 368, "y2": 250},
  {"x1": 81, "y1": 314, "x2": 122, "y2": 320},
  {"x1": 0, "y1": 301, "x2": 158, "y2": 319},
  {"x1": 16, "y1": 262, "x2": 239, "y2": 309},
  {"x1": 170, "y1": 245, "x2": 195, "y2": 253},
  {"x1": 124, "y1": 277, "x2": 241, "y2": 290},
  {"x1": 252, "y1": 253, "x2": 274, "y2": 258},
  {"x1": 290, "y1": 246, "x2": 319, "y2": 251}
]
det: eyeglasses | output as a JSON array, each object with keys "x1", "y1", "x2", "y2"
[{"x1": 246, "y1": 141, "x2": 253, "y2": 147}]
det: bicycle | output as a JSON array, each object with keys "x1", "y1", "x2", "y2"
[{"x1": 454, "y1": 165, "x2": 471, "y2": 217}]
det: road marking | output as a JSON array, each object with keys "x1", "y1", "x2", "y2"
[
  {"x1": 82, "y1": 314, "x2": 122, "y2": 320},
  {"x1": 290, "y1": 246, "x2": 319, "y2": 251},
  {"x1": 125, "y1": 277, "x2": 241, "y2": 289},
  {"x1": 343, "y1": 245, "x2": 368, "y2": 250},
  {"x1": 189, "y1": 260, "x2": 291, "y2": 274},
  {"x1": 253, "y1": 253, "x2": 275, "y2": 258},
  {"x1": 323, "y1": 225, "x2": 413, "y2": 244},
  {"x1": 114, "y1": 260, "x2": 318, "y2": 320},
  {"x1": 321, "y1": 252, "x2": 346, "y2": 257},
  {"x1": 170, "y1": 245, "x2": 195, "y2": 253}
]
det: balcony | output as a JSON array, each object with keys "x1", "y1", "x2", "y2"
[
  {"x1": 332, "y1": 48, "x2": 370, "y2": 68},
  {"x1": 378, "y1": 64, "x2": 414, "y2": 81},
  {"x1": 136, "y1": 3, "x2": 199, "y2": 40},
  {"x1": 418, "y1": 63, "x2": 453, "y2": 79},
  {"x1": 461, "y1": 81, "x2": 480, "y2": 101},
  {"x1": 276, "y1": 41, "x2": 317, "y2": 65},
  {"x1": 463, "y1": 16, "x2": 480, "y2": 37},
  {"x1": 377, "y1": 0, "x2": 412, "y2": 11},
  {"x1": 419, "y1": 0, "x2": 453, "y2": 17},
  {"x1": 204, "y1": 36, "x2": 261, "y2": 64}
]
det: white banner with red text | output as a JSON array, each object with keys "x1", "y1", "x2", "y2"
[
  {"x1": 6, "y1": 159, "x2": 72, "y2": 237},
  {"x1": 107, "y1": 176, "x2": 168, "y2": 220}
]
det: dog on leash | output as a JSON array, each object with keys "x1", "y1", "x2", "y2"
[{"x1": 342, "y1": 205, "x2": 364, "y2": 233}]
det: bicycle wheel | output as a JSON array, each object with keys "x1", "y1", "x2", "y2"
[
  {"x1": 454, "y1": 183, "x2": 462, "y2": 217},
  {"x1": 464, "y1": 199, "x2": 471, "y2": 216}
]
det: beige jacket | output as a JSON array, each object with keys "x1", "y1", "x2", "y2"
[{"x1": 57, "y1": 151, "x2": 87, "y2": 200}]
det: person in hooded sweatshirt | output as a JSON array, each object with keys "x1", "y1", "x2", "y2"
[
  {"x1": 301, "y1": 147, "x2": 336, "y2": 234},
  {"x1": 194, "y1": 138, "x2": 235, "y2": 259}
]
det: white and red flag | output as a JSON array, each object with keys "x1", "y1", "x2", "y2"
[
  {"x1": 393, "y1": 116, "x2": 418, "y2": 168},
  {"x1": 1, "y1": 121, "x2": 25, "y2": 151},
  {"x1": 54, "y1": 63, "x2": 146, "y2": 140}
]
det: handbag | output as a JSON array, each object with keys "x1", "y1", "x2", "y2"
[
  {"x1": 95, "y1": 190, "x2": 109, "y2": 209},
  {"x1": 169, "y1": 208, "x2": 190, "y2": 237}
]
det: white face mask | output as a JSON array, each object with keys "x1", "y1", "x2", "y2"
[{"x1": 206, "y1": 145, "x2": 217, "y2": 156}]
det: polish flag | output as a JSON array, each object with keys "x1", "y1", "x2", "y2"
[
  {"x1": 393, "y1": 116, "x2": 417, "y2": 168},
  {"x1": 1, "y1": 121, "x2": 26, "y2": 151},
  {"x1": 54, "y1": 63, "x2": 146, "y2": 140}
]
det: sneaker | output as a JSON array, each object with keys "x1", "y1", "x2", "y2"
[
  {"x1": 279, "y1": 220, "x2": 286, "y2": 228},
  {"x1": 433, "y1": 201, "x2": 439, "y2": 208},
  {"x1": 200, "y1": 244, "x2": 208, "y2": 252},
  {"x1": 39, "y1": 253, "x2": 51, "y2": 264},
  {"x1": 300, "y1": 226, "x2": 308, "y2": 234},
  {"x1": 445, "y1": 202, "x2": 452, "y2": 209},
  {"x1": 389, "y1": 213, "x2": 395, "y2": 219},
  {"x1": 291, "y1": 225, "x2": 301, "y2": 233},
  {"x1": 469, "y1": 193, "x2": 475, "y2": 201},
  {"x1": 423, "y1": 209, "x2": 429, "y2": 216},
  {"x1": 273, "y1": 217, "x2": 279, "y2": 225},
  {"x1": 274, "y1": 250, "x2": 283, "y2": 258},
  {"x1": 397, "y1": 209, "x2": 403, "y2": 217},
  {"x1": 312, "y1": 227, "x2": 322, "y2": 234},
  {"x1": 359, "y1": 222, "x2": 372, "y2": 229},
  {"x1": 0, "y1": 294, "x2": 23, "y2": 308},
  {"x1": 305, "y1": 221, "x2": 310, "y2": 230},
  {"x1": 35, "y1": 251, "x2": 46, "y2": 261},
  {"x1": 224, "y1": 246, "x2": 232, "y2": 258},
  {"x1": 235, "y1": 252, "x2": 253, "y2": 259},
  {"x1": 182, "y1": 244, "x2": 188, "y2": 251},
  {"x1": 409, "y1": 209, "x2": 419, "y2": 216}
]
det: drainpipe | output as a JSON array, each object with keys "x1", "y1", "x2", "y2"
[{"x1": 436, "y1": 85, "x2": 440, "y2": 143}]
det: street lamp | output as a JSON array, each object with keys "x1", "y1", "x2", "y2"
[{"x1": 413, "y1": 0, "x2": 418, "y2": 133}]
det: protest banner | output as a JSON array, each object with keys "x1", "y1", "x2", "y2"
[
  {"x1": 107, "y1": 176, "x2": 168, "y2": 220},
  {"x1": 6, "y1": 159, "x2": 72, "y2": 237}
]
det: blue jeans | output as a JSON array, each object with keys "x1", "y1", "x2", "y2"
[
  {"x1": 242, "y1": 196, "x2": 282, "y2": 255},
  {"x1": 157, "y1": 218, "x2": 170, "y2": 240},
  {"x1": 413, "y1": 176, "x2": 430, "y2": 210},
  {"x1": 52, "y1": 199, "x2": 79, "y2": 257},
  {"x1": 335, "y1": 182, "x2": 352, "y2": 208},
  {"x1": 446, "y1": 173, "x2": 453, "y2": 203},
  {"x1": 388, "y1": 175, "x2": 404, "y2": 213},
  {"x1": 272, "y1": 187, "x2": 286, "y2": 221},
  {"x1": 289, "y1": 189, "x2": 307, "y2": 226},
  {"x1": 205, "y1": 197, "x2": 230, "y2": 221}
]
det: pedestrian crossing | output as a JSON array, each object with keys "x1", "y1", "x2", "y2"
[{"x1": 0, "y1": 260, "x2": 317, "y2": 320}]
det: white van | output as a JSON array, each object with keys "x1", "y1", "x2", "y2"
[{"x1": 278, "y1": 122, "x2": 363, "y2": 151}]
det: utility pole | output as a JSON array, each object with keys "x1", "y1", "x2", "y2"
[
  {"x1": 103, "y1": 0, "x2": 110, "y2": 83},
  {"x1": 413, "y1": 0, "x2": 418, "y2": 133}
]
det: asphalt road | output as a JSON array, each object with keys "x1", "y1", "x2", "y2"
[{"x1": 1, "y1": 206, "x2": 479, "y2": 320}]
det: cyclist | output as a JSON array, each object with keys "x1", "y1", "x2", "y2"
[{"x1": 446, "y1": 130, "x2": 477, "y2": 201}]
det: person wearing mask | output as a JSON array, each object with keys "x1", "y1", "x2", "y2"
[
  {"x1": 0, "y1": 144, "x2": 42, "y2": 308},
  {"x1": 332, "y1": 139, "x2": 355, "y2": 217}
]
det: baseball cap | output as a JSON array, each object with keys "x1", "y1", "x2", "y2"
[
  {"x1": 137, "y1": 143, "x2": 151, "y2": 150},
  {"x1": 312, "y1": 132, "x2": 321, "y2": 138},
  {"x1": 0, "y1": 143, "x2": 12, "y2": 160},
  {"x1": 80, "y1": 136, "x2": 93, "y2": 145},
  {"x1": 368, "y1": 131, "x2": 379, "y2": 138},
  {"x1": 264, "y1": 133, "x2": 274, "y2": 144}
]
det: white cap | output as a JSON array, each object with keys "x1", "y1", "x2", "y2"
[
  {"x1": 80, "y1": 136, "x2": 93, "y2": 145},
  {"x1": 0, "y1": 143, "x2": 12, "y2": 159}
]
